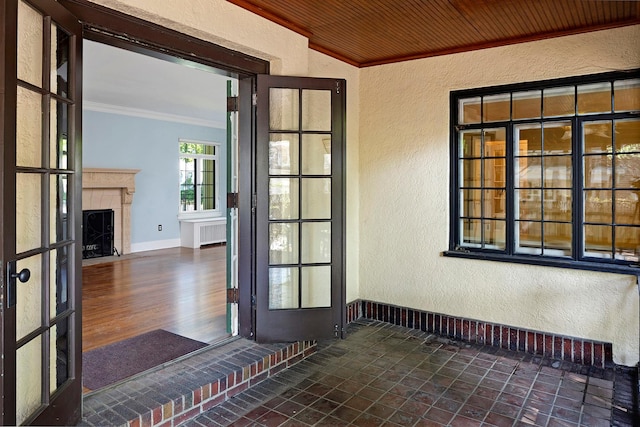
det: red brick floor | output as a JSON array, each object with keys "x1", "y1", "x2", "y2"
[{"x1": 184, "y1": 320, "x2": 636, "y2": 426}]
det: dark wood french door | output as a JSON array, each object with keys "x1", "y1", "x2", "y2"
[
  {"x1": 1, "y1": 0, "x2": 83, "y2": 425},
  {"x1": 255, "y1": 75, "x2": 346, "y2": 342}
]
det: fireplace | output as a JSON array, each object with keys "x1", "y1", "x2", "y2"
[
  {"x1": 82, "y1": 168, "x2": 140, "y2": 254},
  {"x1": 82, "y1": 209, "x2": 114, "y2": 259}
]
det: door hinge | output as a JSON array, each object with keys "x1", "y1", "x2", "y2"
[
  {"x1": 227, "y1": 192, "x2": 239, "y2": 209},
  {"x1": 251, "y1": 294, "x2": 256, "y2": 307},
  {"x1": 251, "y1": 194, "x2": 257, "y2": 213},
  {"x1": 226, "y1": 287, "x2": 239, "y2": 304},
  {"x1": 227, "y1": 96, "x2": 238, "y2": 112},
  {"x1": 252, "y1": 93, "x2": 257, "y2": 106}
]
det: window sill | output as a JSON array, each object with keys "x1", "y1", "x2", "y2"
[
  {"x1": 442, "y1": 250, "x2": 640, "y2": 277},
  {"x1": 178, "y1": 211, "x2": 222, "y2": 221}
]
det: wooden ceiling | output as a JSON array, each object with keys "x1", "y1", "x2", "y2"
[{"x1": 227, "y1": 0, "x2": 640, "y2": 67}]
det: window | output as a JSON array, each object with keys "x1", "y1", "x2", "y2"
[
  {"x1": 449, "y1": 71, "x2": 640, "y2": 272},
  {"x1": 179, "y1": 139, "x2": 220, "y2": 214}
]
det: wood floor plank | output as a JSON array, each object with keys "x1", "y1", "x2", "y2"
[{"x1": 82, "y1": 245, "x2": 228, "y2": 352}]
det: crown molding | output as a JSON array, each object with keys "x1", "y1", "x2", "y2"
[{"x1": 83, "y1": 101, "x2": 225, "y2": 129}]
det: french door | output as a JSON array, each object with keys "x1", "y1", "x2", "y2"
[
  {"x1": 255, "y1": 75, "x2": 346, "y2": 342},
  {"x1": 2, "y1": 0, "x2": 83, "y2": 425}
]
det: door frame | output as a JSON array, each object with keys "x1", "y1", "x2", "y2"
[{"x1": 57, "y1": 0, "x2": 269, "y2": 341}]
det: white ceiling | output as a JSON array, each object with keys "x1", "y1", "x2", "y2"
[{"x1": 83, "y1": 40, "x2": 232, "y2": 128}]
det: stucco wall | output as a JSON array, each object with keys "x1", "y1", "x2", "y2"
[{"x1": 359, "y1": 25, "x2": 640, "y2": 366}]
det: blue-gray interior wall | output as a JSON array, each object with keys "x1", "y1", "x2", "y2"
[{"x1": 83, "y1": 109, "x2": 227, "y2": 246}]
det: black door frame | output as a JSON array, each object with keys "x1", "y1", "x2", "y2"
[{"x1": 56, "y1": 0, "x2": 267, "y2": 340}]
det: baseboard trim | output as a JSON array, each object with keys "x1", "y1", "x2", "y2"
[
  {"x1": 346, "y1": 299, "x2": 613, "y2": 369},
  {"x1": 130, "y1": 239, "x2": 181, "y2": 253}
]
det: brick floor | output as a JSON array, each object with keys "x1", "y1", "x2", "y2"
[
  {"x1": 184, "y1": 320, "x2": 637, "y2": 426},
  {"x1": 79, "y1": 320, "x2": 638, "y2": 426}
]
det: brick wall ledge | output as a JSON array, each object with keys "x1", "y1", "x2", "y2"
[{"x1": 346, "y1": 299, "x2": 613, "y2": 369}]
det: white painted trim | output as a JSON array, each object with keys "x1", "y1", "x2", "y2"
[
  {"x1": 130, "y1": 238, "x2": 181, "y2": 253},
  {"x1": 83, "y1": 101, "x2": 225, "y2": 129}
]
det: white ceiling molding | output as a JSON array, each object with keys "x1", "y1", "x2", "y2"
[{"x1": 83, "y1": 101, "x2": 226, "y2": 129}]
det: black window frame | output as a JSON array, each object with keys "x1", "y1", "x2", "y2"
[{"x1": 445, "y1": 69, "x2": 640, "y2": 276}]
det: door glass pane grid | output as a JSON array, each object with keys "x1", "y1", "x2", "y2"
[
  {"x1": 267, "y1": 87, "x2": 333, "y2": 311},
  {"x1": 458, "y1": 128, "x2": 506, "y2": 250}
]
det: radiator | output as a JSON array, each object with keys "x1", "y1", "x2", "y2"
[
  {"x1": 180, "y1": 217, "x2": 227, "y2": 248},
  {"x1": 200, "y1": 222, "x2": 226, "y2": 245}
]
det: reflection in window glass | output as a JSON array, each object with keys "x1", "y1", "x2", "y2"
[
  {"x1": 483, "y1": 94, "x2": 510, "y2": 122},
  {"x1": 453, "y1": 72, "x2": 640, "y2": 266},
  {"x1": 614, "y1": 79, "x2": 640, "y2": 112},
  {"x1": 543, "y1": 86, "x2": 575, "y2": 117},
  {"x1": 578, "y1": 82, "x2": 612, "y2": 115},
  {"x1": 512, "y1": 90, "x2": 541, "y2": 120},
  {"x1": 459, "y1": 97, "x2": 481, "y2": 124}
]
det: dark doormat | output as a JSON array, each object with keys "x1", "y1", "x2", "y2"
[{"x1": 83, "y1": 329, "x2": 208, "y2": 391}]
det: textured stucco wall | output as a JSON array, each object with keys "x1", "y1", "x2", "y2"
[
  {"x1": 90, "y1": 0, "x2": 309, "y2": 75},
  {"x1": 359, "y1": 25, "x2": 640, "y2": 366}
]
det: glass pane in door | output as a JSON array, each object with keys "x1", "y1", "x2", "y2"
[
  {"x1": 302, "y1": 89, "x2": 331, "y2": 131},
  {"x1": 270, "y1": 88, "x2": 299, "y2": 131},
  {"x1": 301, "y1": 266, "x2": 331, "y2": 308},
  {"x1": 269, "y1": 268, "x2": 299, "y2": 309},
  {"x1": 17, "y1": 336, "x2": 42, "y2": 425},
  {"x1": 302, "y1": 178, "x2": 331, "y2": 219},
  {"x1": 50, "y1": 174, "x2": 69, "y2": 243},
  {"x1": 302, "y1": 134, "x2": 331, "y2": 175},
  {"x1": 51, "y1": 24, "x2": 70, "y2": 97},
  {"x1": 16, "y1": 254, "x2": 42, "y2": 341},
  {"x1": 17, "y1": 0, "x2": 43, "y2": 86},
  {"x1": 50, "y1": 99, "x2": 69, "y2": 169},
  {"x1": 16, "y1": 87, "x2": 43, "y2": 168},
  {"x1": 16, "y1": 173, "x2": 42, "y2": 254}
]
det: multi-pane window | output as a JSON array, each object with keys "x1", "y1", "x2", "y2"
[
  {"x1": 450, "y1": 71, "x2": 640, "y2": 270},
  {"x1": 179, "y1": 140, "x2": 219, "y2": 213}
]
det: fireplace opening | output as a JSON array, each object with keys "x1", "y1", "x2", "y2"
[{"x1": 82, "y1": 209, "x2": 116, "y2": 259}]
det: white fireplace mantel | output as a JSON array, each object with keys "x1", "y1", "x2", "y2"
[{"x1": 82, "y1": 168, "x2": 140, "y2": 254}]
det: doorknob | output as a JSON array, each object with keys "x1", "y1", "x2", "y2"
[
  {"x1": 7, "y1": 262, "x2": 30, "y2": 308},
  {"x1": 11, "y1": 268, "x2": 31, "y2": 283}
]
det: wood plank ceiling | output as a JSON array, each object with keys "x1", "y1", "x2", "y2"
[{"x1": 227, "y1": 0, "x2": 640, "y2": 67}]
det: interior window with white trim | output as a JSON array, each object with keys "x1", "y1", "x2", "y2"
[{"x1": 179, "y1": 139, "x2": 220, "y2": 214}]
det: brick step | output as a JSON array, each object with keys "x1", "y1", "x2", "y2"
[{"x1": 80, "y1": 339, "x2": 317, "y2": 427}]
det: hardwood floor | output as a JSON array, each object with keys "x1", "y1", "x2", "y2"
[{"x1": 82, "y1": 245, "x2": 228, "y2": 352}]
